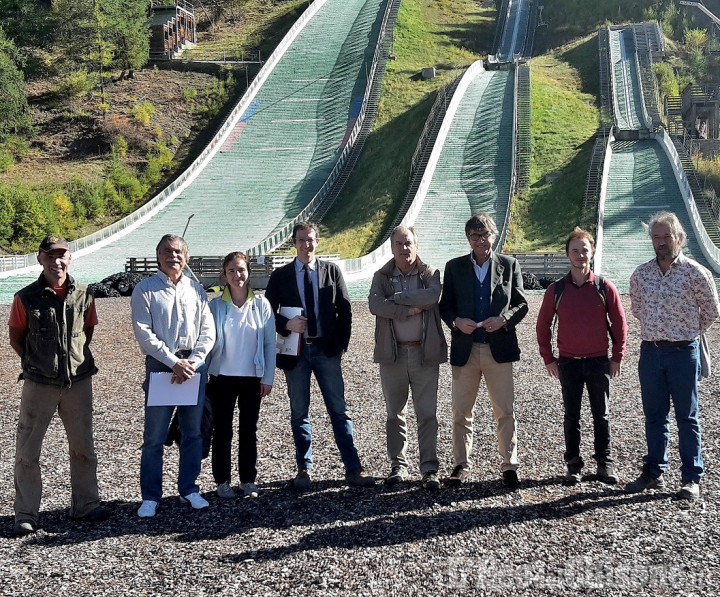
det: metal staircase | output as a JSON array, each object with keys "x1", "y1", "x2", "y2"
[
  {"x1": 306, "y1": 0, "x2": 402, "y2": 224},
  {"x1": 672, "y1": 134, "x2": 720, "y2": 245},
  {"x1": 515, "y1": 63, "x2": 531, "y2": 190}
]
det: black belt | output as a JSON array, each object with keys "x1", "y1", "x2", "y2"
[
  {"x1": 644, "y1": 340, "x2": 693, "y2": 348},
  {"x1": 397, "y1": 341, "x2": 421, "y2": 347},
  {"x1": 304, "y1": 336, "x2": 322, "y2": 344}
]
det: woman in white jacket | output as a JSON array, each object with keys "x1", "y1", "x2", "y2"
[{"x1": 206, "y1": 252, "x2": 275, "y2": 498}]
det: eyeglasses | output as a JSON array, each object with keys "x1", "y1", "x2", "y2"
[
  {"x1": 467, "y1": 231, "x2": 493, "y2": 242},
  {"x1": 294, "y1": 237, "x2": 318, "y2": 246}
]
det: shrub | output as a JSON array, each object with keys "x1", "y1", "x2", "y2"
[
  {"x1": 54, "y1": 68, "x2": 95, "y2": 101},
  {"x1": 130, "y1": 100, "x2": 156, "y2": 127},
  {"x1": 0, "y1": 148, "x2": 14, "y2": 173},
  {"x1": 52, "y1": 191, "x2": 74, "y2": 230}
]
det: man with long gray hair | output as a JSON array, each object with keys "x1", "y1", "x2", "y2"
[{"x1": 626, "y1": 211, "x2": 719, "y2": 500}]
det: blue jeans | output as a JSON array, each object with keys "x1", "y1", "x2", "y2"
[
  {"x1": 638, "y1": 341, "x2": 703, "y2": 483},
  {"x1": 284, "y1": 343, "x2": 361, "y2": 473},
  {"x1": 140, "y1": 356, "x2": 207, "y2": 501}
]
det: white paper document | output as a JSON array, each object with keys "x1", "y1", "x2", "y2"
[
  {"x1": 148, "y1": 372, "x2": 201, "y2": 407},
  {"x1": 276, "y1": 306, "x2": 303, "y2": 356}
]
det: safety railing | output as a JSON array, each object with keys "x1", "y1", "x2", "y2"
[
  {"x1": 337, "y1": 60, "x2": 488, "y2": 281},
  {"x1": 496, "y1": 60, "x2": 521, "y2": 252},
  {"x1": 656, "y1": 128, "x2": 720, "y2": 272}
]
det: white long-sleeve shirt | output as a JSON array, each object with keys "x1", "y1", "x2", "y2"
[{"x1": 131, "y1": 270, "x2": 216, "y2": 368}]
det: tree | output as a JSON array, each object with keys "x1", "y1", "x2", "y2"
[
  {"x1": 104, "y1": 0, "x2": 150, "y2": 77},
  {"x1": 0, "y1": 28, "x2": 33, "y2": 138},
  {"x1": 52, "y1": 0, "x2": 150, "y2": 95}
]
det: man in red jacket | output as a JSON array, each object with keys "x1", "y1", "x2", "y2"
[{"x1": 536, "y1": 227, "x2": 627, "y2": 485}]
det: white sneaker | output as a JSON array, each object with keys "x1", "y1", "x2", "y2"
[
  {"x1": 240, "y1": 482, "x2": 259, "y2": 498},
  {"x1": 180, "y1": 492, "x2": 209, "y2": 510},
  {"x1": 216, "y1": 482, "x2": 236, "y2": 499},
  {"x1": 137, "y1": 500, "x2": 158, "y2": 518}
]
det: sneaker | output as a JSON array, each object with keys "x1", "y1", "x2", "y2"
[
  {"x1": 564, "y1": 468, "x2": 582, "y2": 485},
  {"x1": 137, "y1": 500, "x2": 158, "y2": 518},
  {"x1": 677, "y1": 481, "x2": 700, "y2": 501},
  {"x1": 13, "y1": 520, "x2": 37, "y2": 535},
  {"x1": 346, "y1": 470, "x2": 376, "y2": 487},
  {"x1": 625, "y1": 471, "x2": 665, "y2": 493},
  {"x1": 445, "y1": 465, "x2": 469, "y2": 486},
  {"x1": 596, "y1": 462, "x2": 619, "y2": 485},
  {"x1": 180, "y1": 492, "x2": 209, "y2": 510},
  {"x1": 385, "y1": 466, "x2": 409, "y2": 486},
  {"x1": 216, "y1": 482, "x2": 236, "y2": 499},
  {"x1": 240, "y1": 482, "x2": 259, "y2": 498},
  {"x1": 422, "y1": 471, "x2": 440, "y2": 491},
  {"x1": 292, "y1": 469, "x2": 312, "y2": 491},
  {"x1": 503, "y1": 469, "x2": 520, "y2": 489},
  {"x1": 564, "y1": 461, "x2": 583, "y2": 485}
]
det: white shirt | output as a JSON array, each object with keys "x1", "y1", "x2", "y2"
[
  {"x1": 218, "y1": 300, "x2": 259, "y2": 376},
  {"x1": 131, "y1": 270, "x2": 216, "y2": 368}
]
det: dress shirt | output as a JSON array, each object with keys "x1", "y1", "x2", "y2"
[
  {"x1": 630, "y1": 252, "x2": 719, "y2": 341},
  {"x1": 294, "y1": 258, "x2": 321, "y2": 337},
  {"x1": 131, "y1": 270, "x2": 216, "y2": 368},
  {"x1": 471, "y1": 253, "x2": 491, "y2": 283}
]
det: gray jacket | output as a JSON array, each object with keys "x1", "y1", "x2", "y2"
[{"x1": 368, "y1": 257, "x2": 448, "y2": 366}]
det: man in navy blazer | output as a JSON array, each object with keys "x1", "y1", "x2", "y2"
[
  {"x1": 439, "y1": 214, "x2": 528, "y2": 489},
  {"x1": 265, "y1": 221, "x2": 374, "y2": 490}
]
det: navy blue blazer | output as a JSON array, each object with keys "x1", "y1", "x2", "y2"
[
  {"x1": 265, "y1": 258, "x2": 352, "y2": 370},
  {"x1": 439, "y1": 251, "x2": 528, "y2": 366}
]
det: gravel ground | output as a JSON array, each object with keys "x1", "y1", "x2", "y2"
[{"x1": 0, "y1": 294, "x2": 718, "y2": 596}]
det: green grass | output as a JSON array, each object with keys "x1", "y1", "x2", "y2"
[
  {"x1": 319, "y1": 0, "x2": 496, "y2": 256},
  {"x1": 507, "y1": 37, "x2": 600, "y2": 253}
]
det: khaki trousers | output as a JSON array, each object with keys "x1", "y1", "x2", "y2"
[
  {"x1": 380, "y1": 345, "x2": 439, "y2": 474},
  {"x1": 14, "y1": 378, "x2": 100, "y2": 523},
  {"x1": 451, "y1": 343, "x2": 518, "y2": 472}
]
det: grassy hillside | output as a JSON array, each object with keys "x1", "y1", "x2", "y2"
[{"x1": 508, "y1": 35, "x2": 601, "y2": 252}]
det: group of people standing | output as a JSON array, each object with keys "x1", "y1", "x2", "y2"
[{"x1": 7, "y1": 211, "x2": 719, "y2": 535}]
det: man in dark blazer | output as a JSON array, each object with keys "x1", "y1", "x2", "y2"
[
  {"x1": 439, "y1": 213, "x2": 528, "y2": 489},
  {"x1": 265, "y1": 221, "x2": 374, "y2": 490}
]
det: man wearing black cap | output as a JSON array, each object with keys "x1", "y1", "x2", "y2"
[{"x1": 8, "y1": 235, "x2": 110, "y2": 535}]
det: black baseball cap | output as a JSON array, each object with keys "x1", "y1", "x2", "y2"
[{"x1": 39, "y1": 235, "x2": 70, "y2": 253}]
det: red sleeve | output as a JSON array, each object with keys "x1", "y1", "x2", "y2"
[
  {"x1": 535, "y1": 284, "x2": 556, "y2": 365},
  {"x1": 85, "y1": 298, "x2": 98, "y2": 328},
  {"x1": 8, "y1": 295, "x2": 27, "y2": 330}
]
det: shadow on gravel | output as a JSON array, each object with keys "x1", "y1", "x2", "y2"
[{"x1": 1, "y1": 479, "x2": 678, "y2": 551}]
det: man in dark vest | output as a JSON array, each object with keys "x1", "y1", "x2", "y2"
[{"x1": 8, "y1": 235, "x2": 111, "y2": 535}]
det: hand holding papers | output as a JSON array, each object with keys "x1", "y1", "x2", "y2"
[
  {"x1": 148, "y1": 372, "x2": 201, "y2": 406},
  {"x1": 277, "y1": 306, "x2": 303, "y2": 356}
]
